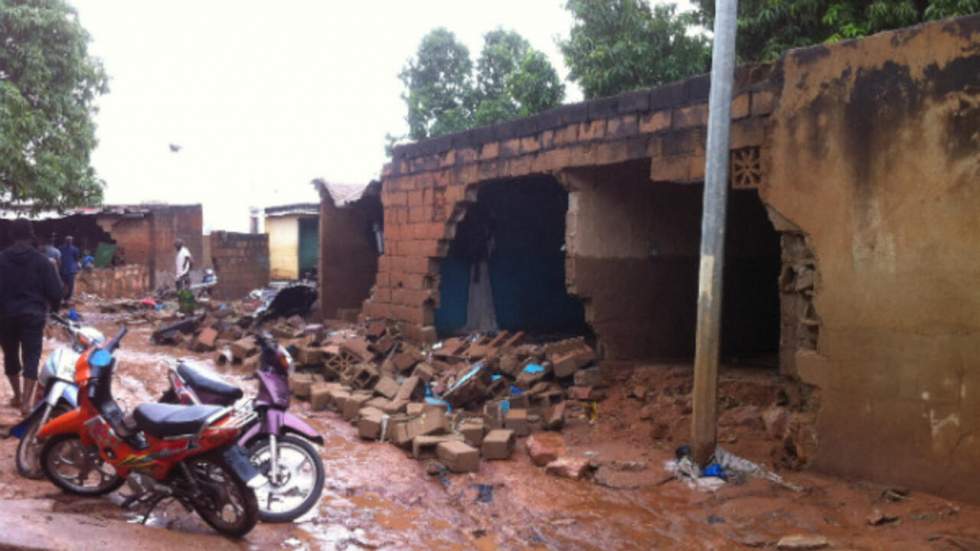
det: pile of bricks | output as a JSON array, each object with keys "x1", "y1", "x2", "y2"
[{"x1": 287, "y1": 321, "x2": 606, "y2": 474}]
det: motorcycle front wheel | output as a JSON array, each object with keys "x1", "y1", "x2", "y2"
[
  {"x1": 248, "y1": 434, "x2": 325, "y2": 523},
  {"x1": 16, "y1": 404, "x2": 71, "y2": 479},
  {"x1": 186, "y1": 456, "x2": 259, "y2": 538},
  {"x1": 40, "y1": 433, "x2": 125, "y2": 496}
]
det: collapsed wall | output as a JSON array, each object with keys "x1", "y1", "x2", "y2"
[{"x1": 762, "y1": 15, "x2": 980, "y2": 500}]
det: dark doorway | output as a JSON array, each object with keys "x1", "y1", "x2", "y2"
[{"x1": 435, "y1": 176, "x2": 588, "y2": 338}]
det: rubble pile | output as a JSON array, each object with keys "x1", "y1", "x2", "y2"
[{"x1": 286, "y1": 321, "x2": 605, "y2": 477}]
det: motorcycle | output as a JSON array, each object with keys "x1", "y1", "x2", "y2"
[
  {"x1": 37, "y1": 326, "x2": 266, "y2": 538},
  {"x1": 161, "y1": 331, "x2": 325, "y2": 523},
  {"x1": 11, "y1": 314, "x2": 104, "y2": 479}
]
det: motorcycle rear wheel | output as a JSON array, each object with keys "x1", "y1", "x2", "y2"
[
  {"x1": 40, "y1": 433, "x2": 125, "y2": 496},
  {"x1": 186, "y1": 456, "x2": 259, "y2": 538},
  {"x1": 16, "y1": 404, "x2": 71, "y2": 479}
]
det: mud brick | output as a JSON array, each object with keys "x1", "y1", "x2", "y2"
[
  {"x1": 442, "y1": 363, "x2": 491, "y2": 408},
  {"x1": 412, "y1": 435, "x2": 455, "y2": 459},
  {"x1": 483, "y1": 401, "x2": 505, "y2": 429},
  {"x1": 374, "y1": 375, "x2": 400, "y2": 399},
  {"x1": 516, "y1": 363, "x2": 549, "y2": 388},
  {"x1": 498, "y1": 354, "x2": 522, "y2": 377},
  {"x1": 195, "y1": 327, "x2": 218, "y2": 351},
  {"x1": 505, "y1": 408, "x2": 530, "y2": 436},
  {"x1": 412, "y1": 363, "x2": 435, "y2": 383},
  {"x1": 310, "y1": 382, "x2": 336, "y2": 411},
  {"x1": 436, "y1": 440, "x2": 480, "y2": 473},
  {"x1": 349, "y1": 363, "x2": 380, "y2": 390},
  {"x1": 341, "y1": 338, "x2": 373, "y2": 362},
  {"x1": 551, "y1": 347, "x2": 597, "y2": 378},
  {"x1": 434, "y1": 337, "x2": 467, "y2": 359},
  {"x1": 357, "y1": 407, "x2": 385, "y2": 440},
  {"x1": 391, "y1": 352, "x2": 419, "y2": 373},
  {"x1": 545, "y1": 457, "x2": 591, "y2": 480},
  {"x1": 389, "y1": 416, "x2": 421, "y2": 447},
  {"x1": 573, "y1": 366, "x2": 603, "y2": 388},
  {"x1": 370, "y1": 336, "x2": 396, "y2": 356},
  {"x1": 410, "y1": 408, "x2": 448, "y2": 436},
  {"x1": 466, "y1": 343, "x2": 492, "y2": 360},
  {"x1": 486, "y1": 331, "x2": 510, "y2": 350},
  {"x1": 508, "y1": 395, "x2": 530, "y2": 410},
  {"x1": 406, "y1": 402, "x2": 425, "y2": 416},
  {"x1": 289, "y1": 372, "x2": 316, "y2": 399},
  {"x1": 381, "y1": 398, "x2": 408, "y2": 415},
  {"x1": 568, "y1": 386, "x2": 606, "y2": 401},
  {"x1": 545, "y1": 402, "x2": 566, "y2": 431},
  {"x1": 395, "y1": 376, "x2": 423, "y2": 402},
  {"x1": 501, "y1": 331, "x2": 525, "y2": 350},
  {"x1": 328, "y1": 388, "x2": 351, "y2": 411},
  {"x1": 366, "y1": 320, "x2": 387, "y2": 339},
  {"x1": 481, "y1": 429, "x2": 515, "y2": 460},
  {"x1": 459, "y1": 418, "x2": 486, "y2": 447},
  {"x1": 366, "y1": 396, "x2": 390, "y2": 410},
  {"x1": 296, "y1": 346, "x2": 324, "y2": 365},
  {"x1": 342, "y1": 391, "x2": 373, "y2": 421},
  {"x1": 230, "y1": 338, "x2": 257, "y2": 361}
]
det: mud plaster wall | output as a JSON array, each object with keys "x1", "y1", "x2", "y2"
[
  {"x1": 74, "y1": 264, "x2": 150, "y2": 299},
  {"x1": 763, "y1": 16, "x2": 980, "y2": 501}
]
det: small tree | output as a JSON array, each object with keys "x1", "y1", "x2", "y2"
[
  {"x1": 1, "y1": 0, "x2": 109, "y2": 211},
  {"x1": 399, "y1": 28, "x2": 474, "y2": 141},
  {"x1": 559, "y1": 0, "x2": 710, "y2": 99}
]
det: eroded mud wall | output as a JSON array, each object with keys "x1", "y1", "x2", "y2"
[
  {"x1": 763, "y1": 16, "x2": 980, "y2": 500},
  {"x1": 319, "y1": 195, "x2": 382, "y2": 320}
]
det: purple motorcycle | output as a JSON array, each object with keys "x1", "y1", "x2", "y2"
[{"x1": 161, "y1": 332, "x2": 325, "y2": 522}]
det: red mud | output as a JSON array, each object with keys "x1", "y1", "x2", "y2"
[{"x1": 1, "y1": 316, "x2": 979, "y2": 550}]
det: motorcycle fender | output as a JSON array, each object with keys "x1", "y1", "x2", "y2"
[
  {"x1": 46, "y1": 380, "x2": 78, "y2": 409},
  {"x1": 8, "y1": 402, "x2": 46, "y2": 440},
  {"x1": 237, "y1": 411, "x2": 323, "y2": 447},
  {"x1": 36, "y1": 408, "x2": 86, "y2": 440}
]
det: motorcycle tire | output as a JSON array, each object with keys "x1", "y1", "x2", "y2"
[
  {"x1": 247, "y1": 434, "x2": 325, "y2": 523},
  {"x1": 16, "y1": 404, "x2": 71, "y2": 479},
  {"x1": 187, "y1": 456, "x2": 259, "y2": 538},
  {"x1": 40, "y1": 433, "x2": 125, "y2": 496}
]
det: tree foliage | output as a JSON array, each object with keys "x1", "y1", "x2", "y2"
[
  {"x1": 0, "y1": 0, "x2": 108, "y2": 211},
  {"x1": 695, "y1": 0, "x2": 980, "y2": 63},
  {"x1": 398, "y1": 27, "x2": 564, "y2": 142},
  {"x1": 559, "y1": 0, "x2": 711, "y2": 99}
]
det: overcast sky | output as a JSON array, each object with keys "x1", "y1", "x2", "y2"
[{"x1": 73, "y1": 0, "x2": 692, "y2": 232}]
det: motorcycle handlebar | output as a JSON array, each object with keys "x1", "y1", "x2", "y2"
[{"x1": 105, "y1": 325, "x2": 128, "y2": 352}]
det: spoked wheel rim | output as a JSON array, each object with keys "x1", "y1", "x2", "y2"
[
  {"x1": 251, "y1": 440, "x2": 319, "y2": 515},
  {"x1": 188, "y1": 458, "x2": 254, "y2": 533},
  {"x1": 44, "y1": 436, "x2": 119, "y2": 494}
]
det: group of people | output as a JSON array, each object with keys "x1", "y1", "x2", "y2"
[{"x1": 0, "y1": 219, "x2": 196, "y2": 416}]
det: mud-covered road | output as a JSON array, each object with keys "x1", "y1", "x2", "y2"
[{"x1": 1, "y1": 319, "x2": 979, "y2": 550}]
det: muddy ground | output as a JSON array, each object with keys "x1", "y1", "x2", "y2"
[{"x1": 1, "y1": 313, "x2": 979, "y2": 550}]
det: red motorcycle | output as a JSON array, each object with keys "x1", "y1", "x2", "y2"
[{"x1": 37, "y1": 326, "x2": 266, "y2": 538}]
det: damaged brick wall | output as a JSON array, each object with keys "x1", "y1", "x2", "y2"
[
  {"x1": 209, "y1": 231, "x2": 269, "y2": 300},
  {"x1": 365, "y1": 65, "x2": 776, "y2": 345},
  {"x1": 74, "y1": 265, "x2": 150, "y2": 299},
  {"x1": 318, "y1": 186, "x2": 382, "y2": 320},
  {"x1": 762, "y1": 15, "x2": 980, "y2": 501}
]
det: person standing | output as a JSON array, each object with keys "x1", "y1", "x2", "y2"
[
  {"x1": 40, "y1": 234, "x2": 61, "y2": 271},
  {"x1": 0, "y1": 219, "x2": 63, "y2": 415},
  {"x1": 174, "y1": 238, "x2": 193, "y2": 290},
  {"x1": 59, "y1": 235, "x2": 81, "y2": 306}
]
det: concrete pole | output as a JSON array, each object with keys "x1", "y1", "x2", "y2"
[{"x1": 692, "y1": 0, "x2": 739, "y2": 467}]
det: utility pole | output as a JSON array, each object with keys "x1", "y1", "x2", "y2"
[{"x1": 692, "y1": 0, "x2": 739, "y2": 467}]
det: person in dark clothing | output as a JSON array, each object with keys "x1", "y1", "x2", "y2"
[
  {"x1": 59, "y1": 235, "x2": 81, "y2": 305},
  {"x1": 0, "y1": 219, "x2": 63, "y2": 414}
]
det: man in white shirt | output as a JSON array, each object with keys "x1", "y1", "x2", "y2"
[{"x1": 174, "y1": 239, "x2": 193, "y2": 290}]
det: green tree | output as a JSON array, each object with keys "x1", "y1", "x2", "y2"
[
  {"x1": 559, "y1": 0, "x2": 711, "y2": 99},
  {"x1": 694, "y1": 0, "x2": 980, "y2": 63},
  {"x1": 396, "y1": 27, "x2": 566, "y2": 145},
  {"x1": 399, "y1": 28, "x2": 474, "y2": 141},
  {"x1": 1, "y1": 0, "x2": 108, "y2": 211}
]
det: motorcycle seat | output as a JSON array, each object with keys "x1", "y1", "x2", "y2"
[
  {"x1": 133, "y1": 403, "x2": 224, "y2": 438},
  {"x1": 177, "y1": 362, "x2": 243, "y2": 405}
]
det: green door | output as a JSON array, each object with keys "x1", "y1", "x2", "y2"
[{"x1": 298, "y1": 217, "x2": 319, "y2": 278}]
